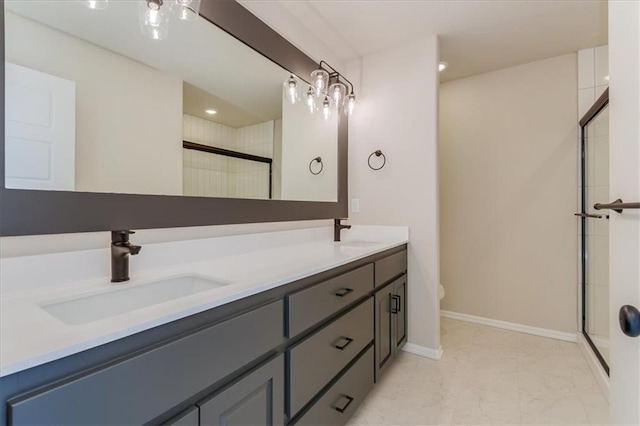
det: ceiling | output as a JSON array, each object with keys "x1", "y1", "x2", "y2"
[{"x1": 240, "y1": 0, "x2": 608, "y2": 82}]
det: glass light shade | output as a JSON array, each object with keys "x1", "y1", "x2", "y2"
[
  {"x1": 283, "y1": 75, "x2": 299, "y2": 105},
  {"x1": 344, "y1": 92, "x2": 356, "y2": 116},
  {"x1": 329, "y1": 82, "x2": 347, "y2": 107},
  {"x1": 82, "y1": 0, "x2": 109, "y2": 10},
  {"x1": 311, "y1": 68, "x2": 329, "y2": 97},
  {"x1": 305, "y1": 86, "x2": 317, "y2": 113},
  {"x1": 322, "y1": 96, "x2": 331, "y2": 121},
  {"x1": 140, "y1": 0, "x2": 170, "y2": 40},
  {"x1": 174, "y1": 0, "x2": 201, "y2": 21}
]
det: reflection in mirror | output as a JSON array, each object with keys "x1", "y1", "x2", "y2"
[{"x1": 4, "y1": 1, "x2": 338, "y2": 202}]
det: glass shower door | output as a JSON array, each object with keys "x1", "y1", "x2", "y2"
[{"x1": 581, "y1": 101, "x2": 610, "y2": 373}]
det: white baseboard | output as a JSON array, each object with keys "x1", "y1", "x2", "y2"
[
  {"x1": 402, "y1": 343, "x2": 443, "y2": 360},
  {"x1": 441, "y1": 310, "x2": 577, "y2": 342},
  {"x1": 577, "y1": 333, "x2": 610, "y2": 401}
]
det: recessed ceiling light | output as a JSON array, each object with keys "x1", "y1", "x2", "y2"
[
  {"x1": 439, "y1": 62, "x2": 448, "y2": 72},
  {"x1": 205, "y1": 109, "x2": 217, "y2": 115}
]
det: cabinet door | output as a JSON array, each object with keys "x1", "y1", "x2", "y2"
[
  {"x1": 198, "y1": 355, "x2": 284, "y2": 426},
  {"x1": 374, "y1": 282, "x2": 394, "y2": 380},
  {"x1": 392, "y1": 275, "x2": 407, "y2": 350},
  {"x1": 162, "y1": 406, "x2": 199, "y2": 426}
]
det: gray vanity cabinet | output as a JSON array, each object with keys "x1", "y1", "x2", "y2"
[
  {"x1": 375, "y1": 274, "x2": 407, "y2": 380},
  {"x1": 1, "y1": 246, "x2": 408, "y2": 426},
  {"x1": 198, "y1": 355, "x2": 284, "y2": 426}
]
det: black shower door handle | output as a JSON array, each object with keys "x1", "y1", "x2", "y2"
[{"x1": 619, "y1": 305, "x2": 640, "y2": 337}]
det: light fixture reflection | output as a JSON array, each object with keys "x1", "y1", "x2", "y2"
[
  {"x1": 438, "y1": 62, "x2": 448, "y2": 72},
  {"x1": 174, "y1": 0, "x2": 201, "y2": 21},
  {"x1": 205, "y1": 109, "x2": 217, "y2": 115},
  {"x1": 141, "y1": 0, "x2": 170, "y2": 40},
  {"x1": 306, "y1": 87, "x2": 316, "y2": 113},
  {"x1": 322, "y1": 96, "x2": 331, "y2": 121},
  {"x1": 283, "y1": 75, "x2": 299, "y2": 105},
  {"x1": 83, "y1": 0, "x2": 109, "y2": 10}
]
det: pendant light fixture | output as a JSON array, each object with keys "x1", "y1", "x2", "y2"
[
  {"x1": 82, "y1": 0, "x2": 109, "y2": 9},
  {"x1": 283, "y1": 75, "x2": 299, "y2": 105},
  {"x1": 309, "y1": 61, "x2": 356, "y2": 117},
  {"x1": 329, "y1": 82, "x2": 347, "y2": 107},
  {"x1": 310, "y1": 68, "x2": 330, "y2": 97}
]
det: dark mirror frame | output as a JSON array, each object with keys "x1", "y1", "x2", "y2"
[{"x1": 0, "y1": 0, "x2": 348, "y2": 236}]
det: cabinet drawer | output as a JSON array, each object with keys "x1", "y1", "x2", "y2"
[
  {"x1": 288, "y1": 298, "x2": 373, "y2": 418},
  {"x1": 374, "y1": 249, "x2": 407, "y2": 288},
  {"x1": 287, "y1": 264, "x2": 373, "y2": 338},
  {"x1": 8, "y1": 301, "x2": 283, "y2": 426},
  {"x1": 294, "y1": 346, "x2": 374, "y2": 426}
]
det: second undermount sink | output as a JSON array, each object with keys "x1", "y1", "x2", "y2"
[
  {"x1": 40, "y1": 275, "x2": 232, "y2": 325},
  {"x1": 339, "y1": 240, "x2": 382, "y2": 248}
]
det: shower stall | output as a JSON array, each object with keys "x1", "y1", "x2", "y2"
[{"x1": 578, "y1": 89, "x2": 610, "y2": 374}]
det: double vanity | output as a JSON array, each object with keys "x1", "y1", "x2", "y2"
[{"x1": 0, "y1": 226, "x2": 409, "y2": 425}]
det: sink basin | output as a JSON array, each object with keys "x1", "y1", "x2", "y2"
[
  {"x1": 40, "y1": 275, "x2": 231, "y2": 325},
  {"x1": 339, "y1": 240, "x2": 382, "y2": 248}
]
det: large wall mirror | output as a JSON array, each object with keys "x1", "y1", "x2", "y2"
[{"x1": 0, "y1": 1, "x2": 348, "y2": 236}]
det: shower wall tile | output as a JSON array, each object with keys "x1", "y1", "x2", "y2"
[
  {"x1": 579, "y1": 88, "x2": 595, "y2": 118},
  {"x1": 182, "y1": 114, "x2": 273, "y2": 199},
  {"x1": 578, "y1": 48, "x2": 595, "y2": 89},
  {"x1": 594, "y1": 45, "x2": 609, "y2": 87}
]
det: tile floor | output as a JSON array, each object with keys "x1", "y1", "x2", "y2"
[{"x1": 348, "y1": 318, "x2": 609, "y2": 425}]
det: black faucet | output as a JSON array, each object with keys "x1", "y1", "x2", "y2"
[
  {"x1": 334, "y1": 219, "x2": 352, "y2": 242},
  {"x1": 111, "y1": 230, "x2": 142, "y2": 283}
]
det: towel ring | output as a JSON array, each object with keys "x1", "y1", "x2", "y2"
[
  {"x1": 309, "y1": 157, "x2": 323, "y2": 175},
  {"x1": 368, "y1": 150, "x2": 386, "y2": 170}
]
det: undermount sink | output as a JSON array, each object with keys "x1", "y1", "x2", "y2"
[
  {"x1": 339, "y1": 240, "x2": 382, "y2": 248},
  {"x1": 40, "y1": 275, "x2": 231, "y2": 325}
]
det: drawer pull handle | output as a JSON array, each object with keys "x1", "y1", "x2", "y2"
[
  {"x1": 333, "y1": 394, "x2": 354, "y2": 413},
  {"x1": 335, "y1": 288, "x2": 354, "y2": 297},
  {"x1": 334, "y1": 337, "x2": 354, "y2": 350}
]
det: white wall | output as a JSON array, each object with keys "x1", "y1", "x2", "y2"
[
  {"x1": 5, "y1": 12, "x2": 183, "y2": 196},
  {"x1": 280, "y1": 97, "x2": 338, "y2": 202},
  {"x1": 608, "y1": 1, "x2": 640, "y2": 423},
  {"x1": 439, "y1": 54, "x2": 578, "y2": 334},
  {"x1": 347, "y1": 36, "x2": 441, "y2": 353}
]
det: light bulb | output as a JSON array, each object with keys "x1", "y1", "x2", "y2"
[
  {"x1": 310, "y1": 68, "x2": 329, "y2": 97},
  {"x1": 345, "y1": 92, "x2": 356, "y2": 116},
  {"x1": 283, "y1": 75, "x2": 299, "y2": 105},
  {"x1": 306, "y1": 87, "x2": 316, "y2": 113},
  {"x1": 83, "y1": 0, "x2": 109, "y2": 10},
  {"x1": 322, "y1": 96, "x2": 331, "y2": 121},
  {"x1": 329, "y1": 82, "x2": 347, "y2": 107},
  {"x1": 141, "y1": 0, "x2": 169, "y2": 40}
]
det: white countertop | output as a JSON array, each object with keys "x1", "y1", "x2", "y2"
[{"x1": 0, "y1": 225, "x2": 408, "y2": 378}]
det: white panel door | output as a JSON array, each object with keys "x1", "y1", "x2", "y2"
[
  {"x1": 608, "y1": 1, "x2": 640, "y2": 424},
  {"x1": 5, "y1": 62, "x2": 76, "y2": 190}
]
